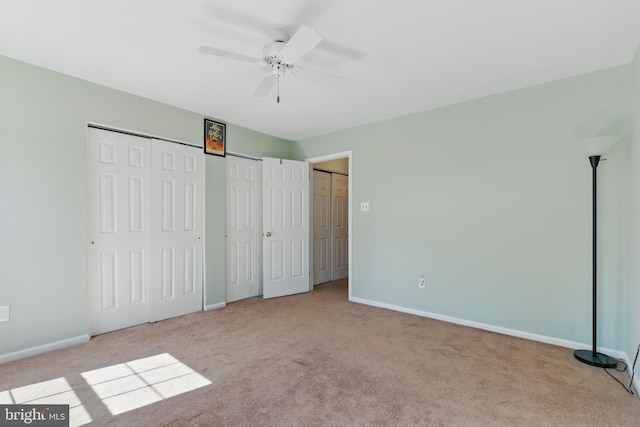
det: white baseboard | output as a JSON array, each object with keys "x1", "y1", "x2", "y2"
[
  {"x1": 1, "y1": 303, "x2": 226, "y2": 364},
  {"x1": 204, "y1": 302, "x2": 226, "y2": 311},
  {"x1": 621, "y1": 350, "x2": 640, "y2": 399},
  {"x1": 351, "y1": 297, "x2": 632, "y2": 375},
  {"x1": 0, "y1": 335, "x2": 90, "y2": 365}
]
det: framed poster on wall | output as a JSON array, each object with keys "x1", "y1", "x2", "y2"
[{"x1": 204, "y1": 119, "x2": 225, "y2": 157}]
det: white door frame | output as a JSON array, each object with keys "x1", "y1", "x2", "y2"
[{"x1": 306, "y1": 151, "x2": 352, "y2": 301}]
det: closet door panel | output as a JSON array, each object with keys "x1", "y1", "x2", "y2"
[
  {"x1": 88, "y1": 128, "x2": 151, "y2": 335},
  {"x1": 149, "y1": 140, "x2": 204, "y2": 322},
  {"x1": 332, "y1": 174, "x2": 348, "y2": 281}
]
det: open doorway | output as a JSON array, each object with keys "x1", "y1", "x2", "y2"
[{"x1": 307, "y1": 151, "x2": 353, "y2": 301}]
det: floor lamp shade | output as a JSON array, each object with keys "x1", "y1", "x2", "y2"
[
  {"x1": 574, "y1": 136, "x2": 619, "y2": 368},
  {"x1": 577, "y1": 136, "x2": 618, "y2": 157}
]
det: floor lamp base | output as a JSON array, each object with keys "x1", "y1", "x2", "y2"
[{"x1": 574, "y1": 349, "x2": 617, "y2": 368}]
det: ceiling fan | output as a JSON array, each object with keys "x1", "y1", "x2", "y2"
[{"x1": 199, "y1": 25, "x2": 344, "y2": 103}]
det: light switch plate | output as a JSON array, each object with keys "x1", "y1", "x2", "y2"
[
  {"x1": 0, "y1": 306, "x2": 10, "y2": 322},
  {"x1": 360, "y1": 201, "x2": 370, "y2": 212}
]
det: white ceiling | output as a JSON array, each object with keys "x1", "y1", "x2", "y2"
[{"x1": 1, "y1": 0, "x2": 639, "y2": 141}]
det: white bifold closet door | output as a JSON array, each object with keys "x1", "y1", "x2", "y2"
[
  {"x1": 88, "y1": 130, "x2": 151, "y2": 334},
  {"x1": 88, "y1": 129, "x2": 203, "y2": 335},
  {"x1": 149, "y1": 139, "x2": 204, "y2": 322},
  {"x1": 226, "y1": 156, "x2": 261, "y2": 302}
]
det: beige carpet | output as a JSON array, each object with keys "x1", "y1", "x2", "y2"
[{"x1": 1, "y1": 279, "x2": 639, "y2": 426}]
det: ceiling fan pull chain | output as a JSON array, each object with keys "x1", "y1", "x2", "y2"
[{"x1": 277, "y1": 73, "x2": 281, "y2": 103}]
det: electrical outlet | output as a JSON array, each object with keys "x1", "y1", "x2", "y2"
[
  {"x1": 418, "y1": 275, "x2": 426, "y2": 288},
  {"x1": 360, "y1": 201, "x2": 370, "y2": 212}
]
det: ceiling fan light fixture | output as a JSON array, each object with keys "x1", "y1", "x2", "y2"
[
  {"x1": 268, "y1": 29, "x2": 290, "y2": 44},
  {"x1": 199, "y1": 24, "x2": 344, "y2": 103},
  {"x1": 263, "y1": 41, "x2": 285, "y2": 61}
]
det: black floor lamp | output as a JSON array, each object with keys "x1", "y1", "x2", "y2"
[{"x1": 574, "y1": 136, "x2": 618, "y2": 368}]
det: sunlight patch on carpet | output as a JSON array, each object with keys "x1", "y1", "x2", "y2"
[
  {"x1": 0, "y1": 377, "x2": 92, "y2": 426},
  {"x1": 81, "y1": 353, "x2": 211, "y2": 416}
]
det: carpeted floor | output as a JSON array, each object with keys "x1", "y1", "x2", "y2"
[{"x1": 1, "y1": 279, "x2": 639, "y2": 426}]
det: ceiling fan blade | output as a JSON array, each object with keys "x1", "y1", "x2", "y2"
[
  {"x1": 296, "y1": 67, "x2": 345, "y2": 87},
  {"x1": 278, "y1": 25, "x2": 322, "y2": 64},
  {"x1": 198, "y1": 46, "x2": 260, "y2": 64},
  {"x1": 253, "y1": 75, "x2": 278, "y2": 97}
]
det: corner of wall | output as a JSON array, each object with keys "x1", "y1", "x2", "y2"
[{"x1": 624, "y1": 39, "x2": 640, "y2": 377}]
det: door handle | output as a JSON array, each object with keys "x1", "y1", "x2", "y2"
[{"x1": 265, "y1": 232, "x2": 272, "y2": 237}]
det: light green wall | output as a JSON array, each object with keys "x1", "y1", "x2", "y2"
[
  {"x1": 625, "y1": 45, "x2": 640, "y2": 362},
  {"x1": 0, "y1": 55, "x2": 292, "y2": 356},
  {"x1": 294, "y1": 65, "x2": 631, "y2": 349},
  {"x1": 2, "y1": 49, "x2": 637, "y2": 359}
]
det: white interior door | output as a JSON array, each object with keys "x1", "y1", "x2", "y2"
[
  {"x1": 313, "y1": 170, "x2": 331, "y2": 285},
  {"x1": 88, "y1": 129, "x2": 150, "y2": 334},
  {"x1": 226, "y1": 156, "x2": 261, "y2": 302},
  {"x1": 149, "y1": 139, "x2": 204, "y2": 322},
  {"x1": 262, "y1": 158, "x2": 310, "y2": 299},
  {"x1": 332, "y1": 173, "x2": 349, "y2": 281}
]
